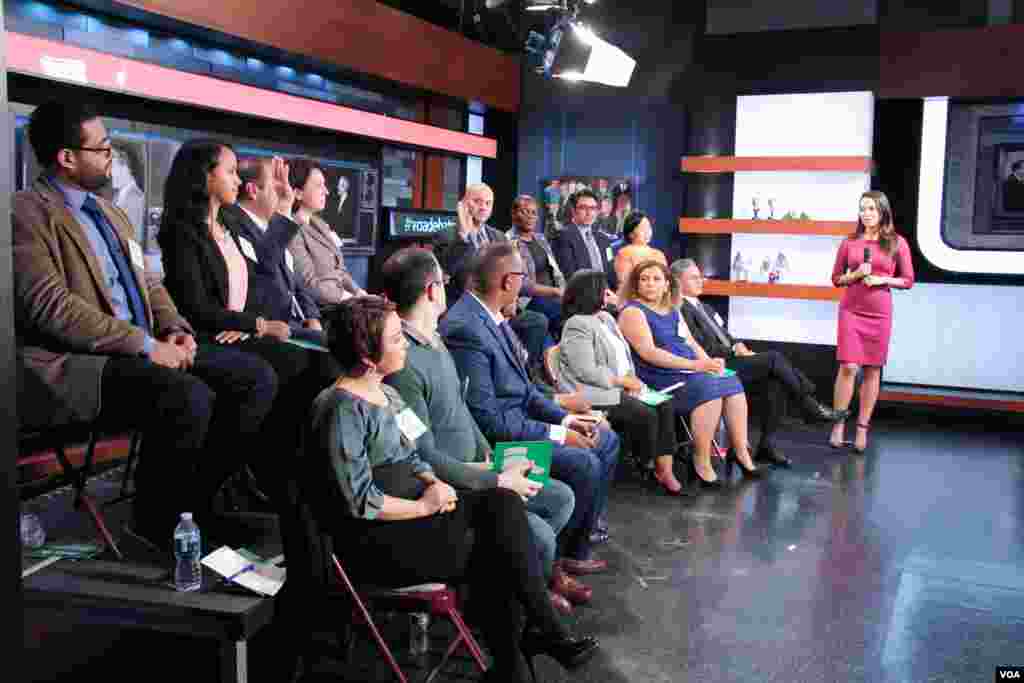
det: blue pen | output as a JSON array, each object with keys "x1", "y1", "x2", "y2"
[{"x1": 224, "y1": 565, "x2": 253, "y2": 581}]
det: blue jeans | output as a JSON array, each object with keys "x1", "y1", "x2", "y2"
[
  {"x1": 549, "y1": 427, "x2": 619, "y2": 561},
  {"x1": 525, "y1": 477, "x2": 575, "y2": 579}
]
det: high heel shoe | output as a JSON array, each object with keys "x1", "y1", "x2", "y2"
[
  {"x1": 726, "y1": 451, "x2": 764, "y2": 479},
  {"x1": 521, "y1": 628, "x2": 600, "y2": 676},
  {"x1": 687, "y1": 458, "x2": 722, "y2": 489},
  {"x1": 653, "y1": 457, "x2": 684, "y2": 495},
  {"x1": 853, "y1": 422, "x2": 869, "y2": 454}
]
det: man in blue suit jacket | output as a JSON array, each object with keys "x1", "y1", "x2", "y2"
[
  {"x1": 441, "y1": 242, "x2": 619, "y2": 574},
  {"x1": 220, "y1": 156, "x2": 323, "y2": 342}
]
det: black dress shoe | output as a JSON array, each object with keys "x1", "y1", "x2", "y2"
[
  {"x1": 801, "y1": 396, "x2": 849, "y2": 423},
  {"x1": 754, "y1": 444, "x2": 792, "y2": 468},
  {"x1": 521, "y1": 628, "x2": 600, "y2": 671}
]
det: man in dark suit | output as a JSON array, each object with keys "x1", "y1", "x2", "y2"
[
  {"x1": 671, "y1": 259, "x2": 848, "y2": 467},
  {"x1": 552, "y1": 188, "x2": 619, "y2": 297},
  {"x1": 13, "y1": 101, "x2": 277, "y2": 545},
  {"x1": 441, "y1": 242, "x2": 619, "y2": 575},
  {"x1": 1004, "y1": 160, "x2": 1024, "y2": 212},
  {"x1": 433, "y1": 182, "x2": 550, "y2": 366},
  {"x1": 220, "y1": 156, "x2": 323, "y2": 342}
]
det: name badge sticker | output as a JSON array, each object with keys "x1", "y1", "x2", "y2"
[
  {"x1": 605, "y1": 246, "x2": 614, "y2": 262},
  {"x1": 395, "y1": 408, "x2": 428, "y2": 444},
  {"x1": 237, "y1": 236, "x2": 258, "y2": 263},
  {"x1": 284, "y1": 248, "x2": 295, "y2": 273},
  {"x1": 713, "y1": 311, "x2": 725, "y2": 326},
  {"x1": 328, "y1": 231, "x2": 344, "y2": 249},
  {"x1": 127, "y1": 239, "x2": 145, "y2": 270}
]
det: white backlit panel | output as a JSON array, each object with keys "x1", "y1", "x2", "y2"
[{"x1": 729, "y1": 92, "x2": 873, "y2": 345}]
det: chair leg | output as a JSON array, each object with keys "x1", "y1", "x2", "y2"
[
  {"x1": 331, "y1": 554, "x2": 408, "y2": 683},
  {"x1": 53, "y1": 438, "x2": 123, "y2": 559},
  {"x1": 423, "y1": 606, "x2": 489, "y2": 683}
]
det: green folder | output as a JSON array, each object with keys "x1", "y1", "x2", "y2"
[
  {"x1": 282, "y1": 337, "x2": 328, "y2": 353},
  {"x1": 637, "y1": 389, "x2": 672, "y2": 406},
  {"x1": 492, "y1": 441, "x2": 553, "y2": 484}
]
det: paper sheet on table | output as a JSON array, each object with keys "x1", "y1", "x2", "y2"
[
  {"x1": 201, "y1": 546, "x2": 285, "y2": 596},
  {"x1": 637, "y1": 389, "x2": 672, "y2": 406}
]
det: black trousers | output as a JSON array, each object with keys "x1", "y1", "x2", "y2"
[
  {"x1": 728, "y1": 350, "x2": 815, "y2": 446},
  {"x1": 224, "y1": 336, "x2": 342, "y2": 504},
  {"x1": 99, "y1": 343, "x2": 277, "y2": 536},
  {"x1": 606, "y1": 394, "x2": 677, "y2": 462},
  {"x1": 335, "y1": 488, "x2": 568, "y2": 679}
]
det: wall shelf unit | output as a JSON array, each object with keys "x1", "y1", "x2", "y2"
[
  {"x1": 680, "y1": 155, "x2": 872, "y2": 173},
  {"x1": 679, "y1": 218, "x2": 855, "y2": 236},
  {"x1": 702, "y1": 279, "x2": 842, "y2": 302}
]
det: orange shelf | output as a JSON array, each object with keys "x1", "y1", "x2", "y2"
[
  {"x1": 680, "y1": 218, "x2": 855, "y2": 236},
  {"x1": 702, "y1": 279, "x2": 843, "y2": 301},
  {"x1": 681, "y1": 156, "x2": 872, "y2": 173}
]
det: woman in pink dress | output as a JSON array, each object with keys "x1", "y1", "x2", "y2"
[{"x1": 829, "y1": 191, "x2": 914, "y2": 453}]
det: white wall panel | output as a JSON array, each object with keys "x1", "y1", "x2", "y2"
[{"x1": 728, "y1": 92, "x2": 874, "y2": 346}]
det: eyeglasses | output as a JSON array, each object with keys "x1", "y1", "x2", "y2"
[
  {"x1": 428, "y1": 274, "x2": 451, "y2": 289},
  {"x1": 576, "y1": 203, "x2": 599, "y2": 211},
  {"x1": 68, "y1": 146, "x2": 113, "y2": 159}
]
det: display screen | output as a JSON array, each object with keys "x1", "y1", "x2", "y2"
[{"x1": 387, "y1": 209, "x2": 457, "y2": 239}]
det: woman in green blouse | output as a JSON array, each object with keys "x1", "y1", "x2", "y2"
[{"x1": 307, "y1": 296, "x2": 598, "y2": 682}]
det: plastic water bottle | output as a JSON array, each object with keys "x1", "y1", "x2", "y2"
[
  {"x1": 409, "y1": 612, "x2": 430, "y2": 657},
  {"x1": 20, "y1": 512, "x2": 46, "y2": 548},
  {"x1": 173, "y1": 513, "x2": 202, "y2": 592}
]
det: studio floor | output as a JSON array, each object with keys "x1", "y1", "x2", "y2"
[{"x1": 22, "y1": 409, "x2": 1024, "y2": 683}]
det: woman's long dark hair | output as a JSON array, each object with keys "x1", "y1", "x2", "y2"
[
  {"x1": 854, "y1": 190, "x2": 897, "y2": 256},
  {"x1": 158, "y1": 139, "x2": 230, "y2": 246}
]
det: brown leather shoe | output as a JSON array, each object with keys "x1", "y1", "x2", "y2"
[
  {"x1": 551, "y1": 564, "x2": 593, "y2": 604},
  {"x1": 558, "y1": 558, "x2": 609, "y2": 576},
  {"x1": 549, "y1": 590, "x2": 573, "y2": 615}
]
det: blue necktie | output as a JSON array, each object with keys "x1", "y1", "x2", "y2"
[
  {"x1": 500, "y1": 321, "x2": 529, "y2": 370},
  {"x1": 81, "y1": 195, "x2": 149, "y2": 333}
]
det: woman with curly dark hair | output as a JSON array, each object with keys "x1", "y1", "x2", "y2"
[
  {"x1": 307, "y1": 296, "x2": 599, "y2": 683},
  {"x1": 158, "y1": 139, "x2": 340, "y2": 507}
]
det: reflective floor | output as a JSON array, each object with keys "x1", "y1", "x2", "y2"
[{"x1": 23, "y1": 412, "x2": 1024, "y2": 682}]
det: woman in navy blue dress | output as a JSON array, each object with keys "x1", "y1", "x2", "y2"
[{"x1": 618, "y1": 260, "x2": 760, "y2": 487}]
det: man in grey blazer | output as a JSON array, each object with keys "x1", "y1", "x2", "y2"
[{"x1": 14, "y1": 102, "x2": 276, "y2": 545}]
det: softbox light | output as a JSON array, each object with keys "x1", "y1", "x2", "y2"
[{"x1": 551, "y1": 23, "x2": 635, "y2": 88}]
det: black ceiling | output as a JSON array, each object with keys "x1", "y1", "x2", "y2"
[{"x1": 375, "y1": 1, "x2": 545, "y2": 53}]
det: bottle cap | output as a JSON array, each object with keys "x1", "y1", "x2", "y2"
[{"x1": 181, "y1": 512, "x2": 193, "y2": 520}]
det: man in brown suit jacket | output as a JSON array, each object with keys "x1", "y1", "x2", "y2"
[{"x1": 14, "y1": 102, "x2": 277, "y2": 545}]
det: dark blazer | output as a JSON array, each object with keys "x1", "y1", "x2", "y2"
[
  {"x1": 679, "y1": 298, "x2": 736, "y2": 359},
  {"x1": 551, "y1": 223, "x2": 618, "y2": 291},
  {"x1": 220, "y1": 204, "x2": 320, "y2": 322},
  {"x1": 432, "y1": 224, "x2": 507, "y2": 303},
  {"x1": 157, "y1": 217, "x2": 274, "y2": 335},
  {"x1": 13, "y1": 178, "x2": 191, "y2": 422},
  {"x1": 440, "y1": 293, "x2": 568, "y2": 443}
]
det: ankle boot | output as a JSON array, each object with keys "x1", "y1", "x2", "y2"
[{"x1": 801, "y1": 395, "x2": 849, "y2": 423}]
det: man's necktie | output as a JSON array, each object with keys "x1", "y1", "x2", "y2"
[
  {"x1": 500, "y1": 321, "x2": 530, "y2": 370},
  {"x1": 581, "y1": 228, "x2": 604, "y2": 271},
  {"x1": 693, "y1": 301, "x2": 732, "y2": 351},
  {"x1": 81, "y1": 195, "x2": 149, "y2": 333}
]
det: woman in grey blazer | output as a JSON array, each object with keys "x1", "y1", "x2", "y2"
[
  {"x1": 558, "y1": 270, "x2": 682, "y2": 494},
  {"x1": 287, "y1": 158, "x2": 365, "y2": 306}
]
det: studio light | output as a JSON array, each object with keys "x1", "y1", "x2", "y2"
[
  {"x1": 522, "y1": 1, "x2": 635, "y2": 88},
  {"x1": 551, "y1": 22, "x2": 635, "y2": 87}
]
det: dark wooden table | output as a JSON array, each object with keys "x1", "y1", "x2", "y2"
[
  {"x1": 23, "y1": 558, "x2": 276, "y2": 683},
  {"x1": 23, "y1": 512, "x2": 285, "y2": 683}
]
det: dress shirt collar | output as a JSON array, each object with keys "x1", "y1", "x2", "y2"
[
  {"x1": 683, "y1": 296, "x2": 701, "y2": 306},
  {"x1": 51, "y1": 177, "x2": 91, "y2": 212},
  {"x1": 239, "y1": 204, "x2": 269, "y2": 233},
  {"x1": 400, "y1": 318, "x2": 441, "y2": 349},
  {"x1": 468, "y1": 291, "x2": 506, "y2": 326}
]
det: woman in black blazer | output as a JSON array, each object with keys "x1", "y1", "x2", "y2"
[{"x1": 158, "y1": 139, "x2": 340, "y2": 506}]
